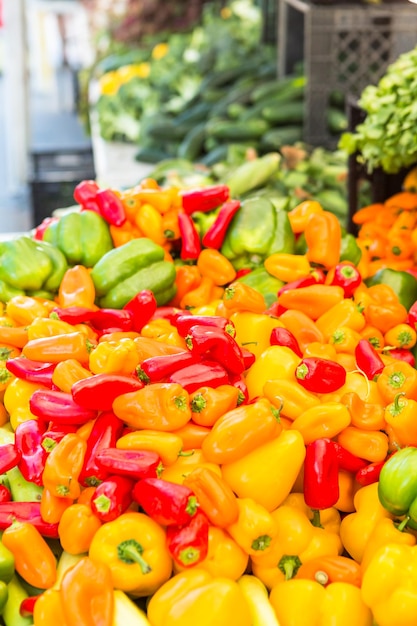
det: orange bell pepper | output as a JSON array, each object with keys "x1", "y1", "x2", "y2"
[
  {"x1": 42, "y1": 433, "x2": 87, "y2": 499},
  {"x1": 377, "y1": 359, "x2": 417, "y2": 403},
  {"x1": 113, "y1": 382, "x2": 191, "y2": 431},
  {"x1": 222, "y1": 281, "x2": 266, "y2": 315},
  {"x1": 197, "y1": 248, "x2": 236, "y2": 286},
  {"x1": 278, "y1": 285, "x2": 345, "y2": 320},
  {"x1": 290, "y1": 402, "x2": 351, "y2": 445},
  {"x1": 60, "y1": 556, "x2": 114, "y2": 626},
  {"x1": 23, "y1": 332, "x2": 96, "y2": 365},
  {"x1": 184, "y1": 466, "x2": 239, "y2": 528},
  {"x1": 2, "y1": 521, "x2": 57, "y2": 589},
  {"x1": 57, "y1": 265, "x2": 97, "y2": 309},
  {"x1": 287, "y1": 200, "x2": 323, "y2": 233},
  {"x1": 304, "y1": 211, "x2": 341, "y2": 269},
  {"x1": 190, "y1": 385, "x2": 240, "y2": 427},
  {"x1": 279, "y1": 309, "x2": 324, "y2": 351},
  {"x1": 384, "y1": 392, "x2": 417, "y2": 446},
  {"x1": 264, "y1": 253, "x2": 311, "y2": 283},
  {"x1": 58, "y1": 503, "x2": 102, "y2": 555},
  {"x1": 337, "y1": 426, "x2": 389, "y2": 463}
]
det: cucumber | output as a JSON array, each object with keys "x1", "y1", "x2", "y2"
[
  {"x1": 177, "y1": 122, "x2": 207, "y2": 161},
  {"x1": 259, "y1": 126, "x2": 304, "y2": 151},
  {"x1": 240, "y1": 88, "x2": 305, "y2": 122},
  {"x1": 198, "y1": 144, "x2": 230, "y2": 166},
  {"x1": 251, "y1": 75, "x2": 306, "y2": 103},
  {"x1": 327, "y1": 108, "x2": 348, "y2": 134},
  {"x1": 205, "y1": 119, "x2": 270, "y2": 141},
  {"x1": 199, "y1": 60, "x2": 263, "y2": 91},
  {"x1": 227, "y1": 102, "x2": 247, "y2": 119},
  {"x1": 174, "y1": 101, "x2": 212, "y2": 126},
  {"x1": 144, "y1": 119, "x2": 186, "y2": 141},
  {"x1": 135, "y1": 147, "x2": 174, "y2": 164},
  {"x1": 210, "y1": 81, "x2": 259, "y2": 118},
  {"x1": 261, "y1": 100, "x2": 305, "y2": 125}
]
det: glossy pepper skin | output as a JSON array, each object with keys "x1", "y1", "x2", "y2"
[
  {"x1": 73, "y1": 179, "x2": 100, "y2": 211},
  {"x1": 378, "y1": 446, "x2": 417, "y2": 529},
  {"x1": 137, "y1": 351, "x2": 199, "y2": 384},
  {"x1": 71, "y1": 373, "x2": 143, "y2": 411},
  {"x1": 95, "y1": 448, "x2": 161, "y2": 480},
  {"x1": 132, "y1": 477, "x2": 199, "y2": 526},
  {"x1": 95, "y1": 188, "x2": 126, "y2": 226},
  {"x1": 166, "y1": 510, "x2": 209, "y2": 568},
  {"x1": 327, "y1": 262, "x2": 362, "y2": 298},
  {"x1": 236, "y1": 266, "x2": 283, "y2": 308},
  {"x1": 181, "y1": 185, "x2": 229, "y2": 215},
  {"x1": 304, "y1": 438, "x2": 340, "y2": 525},
  {"x1": 122, "y1": 289, "x2": 157, "y2": 332},
  {"x1": 168, "y1": 360, "x2": 230, "y2": 394},
  {"x1": 90, "y1": 238, "x2": 177, "y2": 308},
  {"x1": 295, "y1": 357, "x2": 347, "y2": 393},
  {"x1": 14, "y1": 419, "x2": 47, "y2": 486},
  {"x1": 365, "y1": 267, "x2": 417, "y2": 311},
  {"x1": 78, "y1": 412, "x2": 124, "y2": 487},
  {"x1": 29, "y1": 389, "x2": 98, "y2": 425},
  {"x1": 185, "y1": 325, "x2": 244, "y2": 376},
  {"x1": 178, "y1": 212, "x2": 202, "y2": 260},
  {"x1": 355, "y1": 339, "x2": 385, "y2": 380},
  {"x1": 91, "y1": 475, "x2": 134, "y2": 523},
  {"x1": 6, "y1": 357, "x2": 57, "y2": 387},
  {"x1": 202, "y1": 200, "x2": 241, "y2": 249}
]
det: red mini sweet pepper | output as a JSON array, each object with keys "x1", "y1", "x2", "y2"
[
  {"x1": 328, "y1": 263, "x2": 362, "y2": 298},
  {"x1": 270, "y1": 327, "x2": 303, "y2": 357},
  {"x1": 304, "y1": 438, "x2": 340, "y2": 526},
  {"x1": 0, "y1": 444, "x2": 21, "y2": 475},
  {"x1": 136, "y1": 351, "x2": 199, "y2": 384},
  {"x1": 383, "y1": 347, "x2": 415, "y2": 367},
  {"x1": 150, "y1": 306, "x2": 183, "y2": 324},
  {"x1": 123, "y1": 290, "x2": 157, "y2": 332},
  {"x1": 0, "y1": 485, "x2": 11, "y2": 503},
  {"x1": 20, "y1": 595, "x2": 40, "y2": 618},
  {"x1": 73, "y1": 179, "x2": 100, "y2": 212},
  {"x1": 90, "y1": 308, "x2": 134, "y2": 333},
  {"x1": 355, "y1": 338, "x2": 385, "y2": 380},
  {"x1": 29, "y1": 389, "x2": 98, "y2": 425},
  {"x1": 14, "y1": 420, "x2": 48, "y2": 486},
  {"x1": 185, "y1": 325, "x2": 244, "y2": 375},
  {"x1": 132, "y1": 477, "x2": 199, "y2": 526},
  {"x1": 295, "y1": 357, "x2": 346, "y2": 393},
  {"x1": 201, "y1": 200, "x2": 241, "y2": 249},
  {"x1": 71, "y1": 373, "x2": 143, "y2": 411},
  {"x1": 95, "y1": 188, "x2": 126, "y2": 226},
  {"x1": 0, "y1": 502, "x2": 59, "y2": 537},
  {"x1": 174, "y1": 314, "x2": 236, "y2": 338},
  {"x1": 331, "y1": 441, "x2": 368, "y2": 473},
  {"x1": 94, "y1": 448, "x2": 161, "y2": 481},
  {"x1": 355, "y1": 459, "x2": 390, "y2": 487},
  {"x1": 78, "y1": 412, "x2": 124, "y2": 487},
  {"x1": 168, "y1": 360, "x2": 230, "y2": 393},
  {"x1": 6, "y1": 358, "x2": 57, "y2": 388},
  {"x1": 181, "y1": 185, "x2": 230, "y2": 215},
  {"x1": 178, "y1": 212, "x2": 201, "y2": 260},
  {"x1": 91, "y1": 474, "x2": 134, "y2": 522},
  {"x1": 166, "y1": 510, "x2": 209, "y2": 568},
  {"x1": 51, "y1": 306, "x2": 96, "y2": 325},
  {"x1": 41, "y1": 423, "x2": 78, "y2": 454},
  {"x1": 277, "y1": 270, "x2": 325, "y2": 296}
]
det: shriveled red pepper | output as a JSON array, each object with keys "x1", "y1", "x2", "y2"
[
  {"x1": 295, "y1": 357, "x2": 346, "y2": 393},
  {"x1": 51, "y1": 306, "x2": 96, "y2": 325},
  {"x1": 331, "y1": 441, "x2": 368, "y2": 474},
  {"x1": 137, "y1": 350, "x2": 199, "y2": 384},
  {"x1": 79, "y1": 412, "x2": 124, "y2": 487},
  {"x1": 202, "y1": 200, "x2": 240, "y2": 249},
  {"x1": 0, "y1": 443, "x2": 21, "y2": 474},
  {"x1": 91, "y1": 474, "x2": 134, "y2": 522},
  {"x1": 327, "y1": 263, "x2": 362, "y2": 298},
  {"x1": 95, "y1": 188, "x2": 126, "y2": 226},
  {"x1": 95, "y1": 448, "x2": 161, "y2": 480},
  {"x1": 123, "y1": 289, "x2": 157, "y2": 332},
  {"x1": 71, "y1": 373, "x2": 143, "y2": 411},
  {"x1": 73, "y1": 179, "x2": 100, "y2": 212},
  {"x1": 270, "y1": 327, "x2": 303, "y2": 357},
  {"x1": 178, "y1": 212, "x2": 201, "y2": 260},
  {"x1": 168, "y1": 360, "x2": 230, "y2": 393},
  {"x1": 6, "y1": 357, "x2": 57, "y2": 388},
  {"x1": 0, "y1": 502, "x2": 59, "y2": 537},
  {"x1": 181, "y1": 184, "x2": 229, "y2": 215},
  {"x1": 29, "y1": 389, "x2": 98, "y2": 425},
  {"x1": 132, "y1": 477, "x2": 199, "y2": 525},
  {"x1": 15, "y1": 419, "x2": 48, "y2": 486},
  {"x1": 355, "y1": 338, "x2": 385, "y2": 380},
  {"x1": 166, "y1": 509, "x2": 209, "y2": 568},
  {"x1": 90, "y1": 308, "x2": 133, "y2": 333},
  {"x1": 174, "y1": 314, "x2": 236, "y2": 338},
  {"x1": 304, "y1": 437, "x2": 340, "y2": 526},
  {"x1": 185, "y1": 325, "x2": 244, "y2": 375}
]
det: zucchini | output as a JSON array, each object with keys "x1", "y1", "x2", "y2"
[
  {"x1": 261, "y1": 101, "x2": 305, "y2": 125},
  {"x1": 259, "y1": 126, "x2": 304, "y2": 151},
  {"x1": 205, "y1": 119, "x2": 270, "y2": 141},
  {"x1": 177, "y1": 122, "x2": 207, "y2": 161}
]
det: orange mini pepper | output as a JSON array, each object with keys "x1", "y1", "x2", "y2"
[
  {"x1": 33, "y1": 588, "x2": 68, "y2": 626},
  {"x1": 180, "y1": 276, "x2": 219, "y2": 311},
  {"x1": 0, "y1": 326, "x2": 29, "y2": 349},
  {"x1": 60, "y1": 556, "x2": 114, "y2": 626},
  {"x1": 304, "y1": 211, "x2": 342, "y2": 269},
  {"x1": 42, "y1": 433, "x2": 87, "y2": 499},
  {"x1": 279, "y1": 285, "x2": 344, "y2": 320},
  {"x1": 290, "y1": 402, "x2": 351, "y2": 445},
  {"x1": 51, "y1": 359, "x2": 92, "y2": 393},
  {"x1": 335, "y1": 469, "x2": 357, "y2": 514},
  {"x1": 329, "y1": 327, "x2": 362, "y2": 354},
  {"x1": 377, "y1": 359, "x2": 417, "y2": 403},
  {"x1": 183, "y1": 466, "x2": 239, "y2": 528},
  {"x1": 117, "y1": 429, "x2": 183, "y2": 467},
  {"x1": 279, "y1": 309, "x2": 324, "y2": 351},
  {"x1": 296, "y1": 555, "x2": 362, "y2": 587},
  {"x1": 264, "y1": 253, "x2": 311, "y2": 283},
  {"x1": 263, "y1": 379, "x2": 320, "y2": 421},
  {"x1": 57, "y1": 265, "x2": 97, "y2": 310},
  {"x1": 226, "y1": 497, "x2": 278, "y2": 557},
  {"x1": 337, "y1": 426, "x2": 389, "y2": 463},
  {"x1": 160, "y1": 448, "x2": 222, "y2": 485},
  {"x1": 23, "y1": 332, "x2": 96, "y2": 365},
  {"x1": 384, "y1": 322, "x2": 417, "y2": 349},
  {"x1": 190, "y1": 385, "x2": 240, "y2": 427},
  {"x1": 2, "y1": 521, "x2": 57, "y2": 589},
  {"x1": 170, "y1": 265, "x2": 201, "y2": 308},
  {"x1": 134, "y1": 203, "x2": 165, "y2": 246},
  {"x1": 171, "y1": 422, "x2": 211, "y2": 450},
  {"x1": 353, "y1": 203, "x2": 385, "y2": 225},
  {"x1": 287, "y1": 200, "x2": 323, "y2": 233},
  {"x1": 197, "y1": 248, "x2": 236, "y2": 286},
  {"x1": 360, "y1": 325, "x2": 385, "y2": 350},
  {"x1": 40, "y1": 487, "x2": 73, "y2": 524},
  {"x1": 364, "y1": 301, "x2": 408, "y2": 334},
  {"x1": 58, "y1": 503, "x2": 102, "y2": 555},
  {"x1": 341, "y1": 392, "x2": 386, "y2": 431},
  {"x1": 303, "y1": 342, "x2": 338, "y2": 361},
  {"x1": 316, "y1": 299, "x2": 366, "y2": 340},
  {"x1": 5, "y1": 295, "x2": 52, "y2": 326},
  {"x1": 384, "y1": 392, "x2": 417, "y2": 446},
  {"x1": 196, "y1": 526, "x2": 248, "y2": 580},
  {"x1": 222, "y1": 281, "x2": 266, "y2": 315}
]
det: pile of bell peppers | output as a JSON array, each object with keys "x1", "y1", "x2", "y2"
[{"x1": 1, "y1": 175, "x2": 417, "y2": 625}]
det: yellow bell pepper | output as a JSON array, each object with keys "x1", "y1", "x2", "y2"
[
  {"x1": 270, "y1": 579, "x2": 373, "y2": 626},
  {"x1": 221, "y1": 429, "x2": 305, "y2": 511},
  {"x1": 140, "y1": 319, "x2": 186, "y2": 349},
  {"x1": 251, "y1": 502, "x2": 342, "y2": 590},
  {"x1": 226, "y1": 498, "x2": 278, "y2": 557},
  {"x1": 361, "y1": 543, "x2": 417, "y2": 626},
  {"x1": 237, "y1": 575, "x2": 280, "y2": 626},
  {"x1": 339, "y1": 482, "x2": 393, "y2": 563},
  {"x1": 88, "y1": 512, "x2": 172, "y2": 597},
  {"x1": 361, "y1": 516, "x2": 416, "y2": 572},
  {"x1": 230, "y1": 312, "x2": 284, "y2": 360},
  {"x1": 88, "y1": 338, "x2": 141, "y2": 375},
  {"x1": 146, "y1": 568, "x2": 252, "y2": 626},
  {"x1": 283, "y1": 492, "x2": 342, "y2": 536},
  {"x1": 245, "y1": 346, "x2": 300, "y2": 400}
]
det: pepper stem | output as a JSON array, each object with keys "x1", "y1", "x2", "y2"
[
  {"x1": 396, "y1": 516, "x2": 410, "y2": 532},
  {"x1": 315, "y1": 570, "x2": 329, "y2": 586},
  {"x1": 117, "y1": 539, "x2": 152, "y2": 574},
  {"x1": 311, "y1": 509, "x2": 323, "y2": 528},
  {"x1": 278, "y1": 555, "x2": 302, "y2": 580}
]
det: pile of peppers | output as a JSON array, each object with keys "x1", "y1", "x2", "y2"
[{"x1": 1, "y1": 177, "x2": 417, "y2": 625}]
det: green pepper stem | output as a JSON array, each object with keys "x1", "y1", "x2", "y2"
[
  {"x1": 117, "y1": 539, "x2": 152, "y2": 574},
  {"x1": 278, "y1": 555, "x2": 302, "y2": 580},
  {"x1": 396, "y1": 516, "x2": 410, "y2": 532},
  {"x1": 311, "y1": 509, "x2": 323, "y2": 528}
]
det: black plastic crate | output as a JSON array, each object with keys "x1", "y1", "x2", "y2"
[{"x1": 29, "y1": 148, "x2": 96, "y2": 225}]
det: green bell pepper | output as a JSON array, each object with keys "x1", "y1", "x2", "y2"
[
  {"x1": 91, "y1": 238, "x2": 177, "y2": 309},
  {"x1": 265, "y1": 209, "x2": 295, "y2": 256},
  {"x1": 378, "y1": 447, "x2": 417, "y2": 530},
  {"x1": 221, "y1": 197, "x2": 277, "y2": 259},
  {"x1": 0, "y1": 237, "x2": 53, "y2": 292},
  {"x1": 0, "y1": 281, "x2": 24, "y2": 305},
  {"x1": 31, "y1": 240, "x2": 68, "y2": 292},
  {"x1": 339, "y1": 232, "x2": 362, "y2": 266},
  {"x1": 237, "y1": 267, "x2": 284, "y2": 307},
  {"x1": 365, "y1": 268, "x2": 417, "y2": 311},
  {"x1": 43, "y1": 210, "x2": 113, "y2": 267},
  {"x1": 0, "y1": 544, "x2": 14, "y2": 586}
]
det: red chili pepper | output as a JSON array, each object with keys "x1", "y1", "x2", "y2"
[
  {"x1": 355, "y1": 339, "x2": 385, "y2": 380},
  {"x1": 295, "y1": 357, "x2": 346, "y2": 393},
  {"x1": 6, "y1": 358, "x2": 57, "y2": 388},
  {"x1": 90, "y1": 308, "x2": 134, "y2": 333},
  {"x1": 278, "y1": 272, "x2": 324, "y2": 297},
  {"x1": 355, "y1": 459, "x2": 387, "y2": 487},
  {"x1": 78, "y1": 412, "x2": 124, "y2": 487},
  {"x1": 270, "y1": 327, "x2": 303, "y2": 357},
  {"x1": 174, "y1": 314, "x2": 236, "y2": 339},
  {"x1": 32, "y1": 216, "x2": 59, "y2": 241},
  {"x1": 0, "y1": 502, "x2": 59, "y2": 537},
  {"x1": 123, "y1": 290, "x2": 157, "y2": 332},
  {"x1": 185, "y1": 325, "x2": 244, "y2": 375},
  {"x1": 407, "y1": 301, "x2": 417, "y2": 330},
  {"x1": 181, "y1": 185, "x2": 230, "y2": 215},
  {"x1": 29, "y1": 390, "x2": 98, "y2": 425},
  {"x1": 329, "y1": 263, "x2": 362, "y2": 298},
  {"x1": 73, "y1": 179, "x2": 100, "y2": 212},
  {"x1": 202, "y1": 200, "x2": 241, "y2": 249},
  {"x1": 0, "y1": 485, "x2": 11, "y2": 503},
  {"x1": 241, "y1": 347, "x2": 256, "y2": 370},
  {"x1": 132, "y1": 477, "x2": 199, "y2": 526},
  {"x1": 383, "y1": 347, "x2": 415, "y2": 367},
  {"x1": 41, "y1": 423, "x2": 78, "y2": 454},
  {"x1": 166, "y1": 510, "x2": 209, "y2": 568},
  {"x1": 95, "y1": 188, "x2": 126, "y2": 226},
  {"x1": 95, "y1": 448, "x2": 161, "y2": 481},
  {"x1": 20, "y1": 595, "x2": 41, "y2": 618},
  {"x1": 136, "y1": 351, "x2": 200, "y2": 384},
  {"x1": 150, "y1": 306, "x2": 184, "y2": 324},
  {"x1": 91, "y1": 475, "x2": 134, "y2": 523},
  {"x1": 331, "y1": 441, "x2": 368, "y2": 473},
  {"x1": 178, "y1": 212, "x2": 201, "y2": 260},
  {"x1": 15, "y1": 420, "x2": 48, "y2": 486},
  {"x1": 304, "y1": 438, "x2": 340, "y2": 525},
  {"x1": 71, "y1": 373, "x2": 143, "y2": 411},
  {"x1": 51, "y1": 306, "x2": 96, "y2": 325},
  {"x1": 168, "y1": 360, "x2": 230, "y2": 393},
  {"x1": 0, "y1": 444, "x2": 21, "y2": 474}
]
